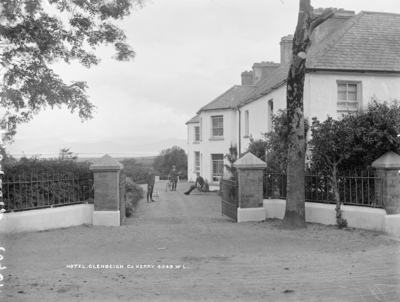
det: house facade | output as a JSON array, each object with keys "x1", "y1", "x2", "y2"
[{"x1": 186, "y1": 8, "x2": 400, "y2": 184}]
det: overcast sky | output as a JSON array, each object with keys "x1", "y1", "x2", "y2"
[{"x1": 6, "y1": 0, "x2": 400, "y2": 155}]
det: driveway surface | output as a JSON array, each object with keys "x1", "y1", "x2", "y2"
[{"x1": 1, "y1": 180, "x2": 399, "y2": 301}]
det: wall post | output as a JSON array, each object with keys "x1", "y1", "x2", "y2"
[
  {"x1": 371, "y1": 151, "x2": 400, "y2": 214},
  {"x1": 89, "y1": 154, "x2": 123, "y2": 226},
  {"x1": 233, "y1": 153, "x2": 267, "y2": 222}
]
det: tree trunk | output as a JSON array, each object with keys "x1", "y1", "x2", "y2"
[{"x1": 280, "y1": 1, "x2": 334, "y2": 229}]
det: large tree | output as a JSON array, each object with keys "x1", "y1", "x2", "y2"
[
  {"x1": 0, "y1": 0, "x2": 145, "y2": 128},
  {"x1": 153, "y1": 146, "x2": 187, "y2": 180},
  {"x1": 281, "y1": 1, "x2": 334, "y2": 229}
]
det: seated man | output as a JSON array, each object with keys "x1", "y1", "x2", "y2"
[{"x1": 184, "y1": 172, "x2": 204, "y2": 195}]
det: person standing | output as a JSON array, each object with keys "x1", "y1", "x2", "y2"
[
  {"x1": 146, "y1": 168, "x2": 156, "y2": 202},
  {"x1": 184, "y1": 172, "x2": 204, "y2": 195},
  {"x1": 168, "y1": 165, "x2": 180, "y2": 191}
]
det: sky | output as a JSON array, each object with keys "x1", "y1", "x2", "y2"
[{"x1": 5, "y1": 0, "x2": 400, "y2": 156}]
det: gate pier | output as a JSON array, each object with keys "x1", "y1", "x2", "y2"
[
  {"x1": 90, "y1": 154, "x2": 125, "y2": 226},
  {"x1": 233, "y1": 153, "x2": 267, "y2": 223}
]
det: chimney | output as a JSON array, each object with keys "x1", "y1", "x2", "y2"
[
  {"x1": 241, "y1": 71, "x2": 254, "y2": 85},
  {"x1": 311, "y1": 8, "x2": 355, "y2": 44},
  {"x1": 252, "y1": 61, "x2": 280, "y2": 84},
  {"x1": 280, "y1": 35, "x2": 293, "y2": 66}
]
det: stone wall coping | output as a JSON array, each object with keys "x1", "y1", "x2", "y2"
[
  {"x1": 371, "y1": 151, "x2": 400, "y2": 169},
  {"x1": 89, "y1": 154, "x2": 123, "y2": 172},
  {"x1": 233, "y1": 152, "x2": 267, "y2": 169}
]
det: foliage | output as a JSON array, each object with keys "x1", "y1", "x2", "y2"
[
  {"x1": 309, "y1": 116, "x2": 353, "y2": 228},
  {"x1": 309, "y1": 99, "x2": 400, "y2": 228},
  {"x1": 153, "y1": 146, "x2": 187, "y2": 179},
  {"x1": 3, "y1": 170, "x2": 93, "y2": 211},
  {"x1": 224, "y1": 144, "x2": 237, "y2": 178},
  {"x1": 0, "y1": 0, "x2": 145, "y2": 127},
  {"x1": 338, "y1": 99, "x2": 400, "y2": 170},
  {"x1": 245, "y1": 109, "x2": 308, "y2": 172},
  {"x1": 125, "y1": 177, "x2": 143, "y2": 217},
  {"x1": 59, "y1": 147, "x2": 78, "y2": 161},
  {"x1": 310, "y1": 99, "x2": 400, "y2": 172},
  {"x1": 120, "y1": 158, "x2": 149, "y2": 184},
  {"x1": 4, "y1": 155, "x2": 91, "y2": 176}
]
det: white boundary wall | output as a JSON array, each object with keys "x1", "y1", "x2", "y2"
[
  {"x1": 0, "y1": 204, "x2": 94, "y2": 234},
  {"x1": 263, "y1": 199, "x2": 400, "y2": 238}
]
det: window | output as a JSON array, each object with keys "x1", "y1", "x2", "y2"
[
  {"x1": 211, "y1": 116, "x2": 223, "y2": 137},
  {"x1": 200, "y1": 118, "x2": 203, "y2": 141},
  {"x1": 211, "y1": 154, "x2": 224, "y2": 182},
  {"x1": 267, "y1": 100, "x2": 273, "y2": 132},
  {"x1": 244, "y1": 110, "x2": 249, "y2": 137},
  {"x1": 194, "y1": 152, "x2": 200, "y2": 172},
  {"x1": 194, "y1": 126, "x2": 200, "y2": 142},
  {"x1": 337, "y1": 82, "x2": 360, "y2": 114}
]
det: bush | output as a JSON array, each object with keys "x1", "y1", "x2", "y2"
[
  {"x1": 2, "y1": 156, "x2": 94, "y2": 211},
  {"x1": 4, "y1": 156, "x2": 91, "y2": 176},
  {"x1": 125, "y1": 178, "x2": 144, "y2": 217},
  {"x1": 120, "y1": 158, "x2": 149, "y2": 184}
]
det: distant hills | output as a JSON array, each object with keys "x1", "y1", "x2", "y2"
[{"x1": 7, "y1": 137, "x2": 187, "y2": 159}]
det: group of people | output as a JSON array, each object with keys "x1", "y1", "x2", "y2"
[{"x1": 145, "y1": 165, "x2": 205, "y2": 202}]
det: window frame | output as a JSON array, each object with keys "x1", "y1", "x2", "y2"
[
  {"x1": 211, "y1": 154, "x2": 224, "y2": 182},
  {"x1": 336, "y1": 81, "x2": 362, "y2": 115},
  {"x1": 194, "y1": 126, "x2": 200, "y2": 142},
  {"x1": 211, "y1": 115, "x2": 224, "y2": 138},
  {"x1": 194, "y1": 151, "x2": 200, "y2": 173}
]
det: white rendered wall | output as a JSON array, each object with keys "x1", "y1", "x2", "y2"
[
  {"x1": 0, "y1": 204, "x2": 94, "y2": 234},
  {"x1": 263, "y1": 199, "x2": 395, "y2": 235}
]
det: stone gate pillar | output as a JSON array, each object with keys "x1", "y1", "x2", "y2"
[
  {"x1": 233, "y1": 153, "x2": 267, "y2": 223},
  {"x1": 371, "y1": 151, "x2": 400, "y2": 214},
  {"x1": 90, "y1": 154, "x2": 123, "y2": 226}
]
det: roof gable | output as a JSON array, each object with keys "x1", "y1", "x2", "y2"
[
  {"x1": 197, "y1": 85, "x2": 256, "y2": 113},
  {"x1": 185, "y1": 115, "x2": 199, "y2": 124}
]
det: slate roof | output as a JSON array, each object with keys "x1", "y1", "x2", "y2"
[
  {"x1": 196, "y1": 11, "x2": 400, "y2": 112},
  {"x1": 244, "y1": 11, "x2": 400, "y2": 105},
  {"x1": 185, "y1": 115, "x2": 200, "y2": 124},
  {"x1": 307, "y1": 11, "x2": 400, "y2": 71},
  {"x1": 197, "y1": 85, "x2": 256, "y2": 113}
]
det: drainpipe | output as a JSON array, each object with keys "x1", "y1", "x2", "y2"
[{"x1": 237, "y1": 107, "x2": 241, "y2": 157}]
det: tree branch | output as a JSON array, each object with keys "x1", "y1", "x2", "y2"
[{"x1": 308, "y1": 8, "x2": 335, "y2": 36}]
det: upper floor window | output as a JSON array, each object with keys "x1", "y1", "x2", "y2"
[
  {"x1": 200, "y1": 118, "x2": 203, "y2": 141},
  {"x1": 211, "y1": 115, "x2": 223, "y2": 137},
  {"x1": 337, "y1": 82, "x2": 361, "y2": 115},
  {"x1": 244, "y1": 110, "x2": 249, "y2": 137},
  {"x1": 194, "y1": 126, "x2": 200, "y2": 142}
]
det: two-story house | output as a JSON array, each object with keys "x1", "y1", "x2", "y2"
[{"x1": 186, "y1": 8, "x2": 400, "y2": 184}]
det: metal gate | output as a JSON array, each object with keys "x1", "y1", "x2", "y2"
[
  {"x1": 119, "y1": 172, "x2": 126, "y2": 224},
  {"x1": 221, "y1": 177, "x2": 238, "y2": 222}
]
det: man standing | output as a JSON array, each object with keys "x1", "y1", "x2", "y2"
[
  {"x1": 146, "y1": 168, "x2": 156, "y2": 203},
  {"x1": 184, "y1": 172, "x2": 204, "y2": 195},
  {"x1": 168, "y1": 165, "x2": 180, "y2": 191}
]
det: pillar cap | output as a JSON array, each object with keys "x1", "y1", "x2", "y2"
[
  {"x1": 371, "y1": 151, "x2": 400, "y2": 169},
  {"x1": 90, "y1": 154, "x2": 123, "y2": 171},
  {"x1": 233, "y1": 152, "x2": 267, "y2": 169}
]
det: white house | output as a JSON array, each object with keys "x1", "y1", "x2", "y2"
[{"x1": 186, "y1": 8, "x2": 400, "y2": 184}]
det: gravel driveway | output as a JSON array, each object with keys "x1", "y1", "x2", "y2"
[{"x1": 1, "y1": 180, "x2": 399, "y2": 301}]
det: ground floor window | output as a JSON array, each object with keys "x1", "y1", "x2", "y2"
[
  {"x1": 194, "y1": 152, "x2": 200, "y2": 172},
  {"x1": 211, "y1": 154, "x2": 224, "y2": 182}
]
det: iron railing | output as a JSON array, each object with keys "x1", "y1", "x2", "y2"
[
  {"x1": 2, "y1": 172, "x2": 94, "y2": 212},
  {"x1": 263, "y1": 170, "x2": 383, "y2": 208}
]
